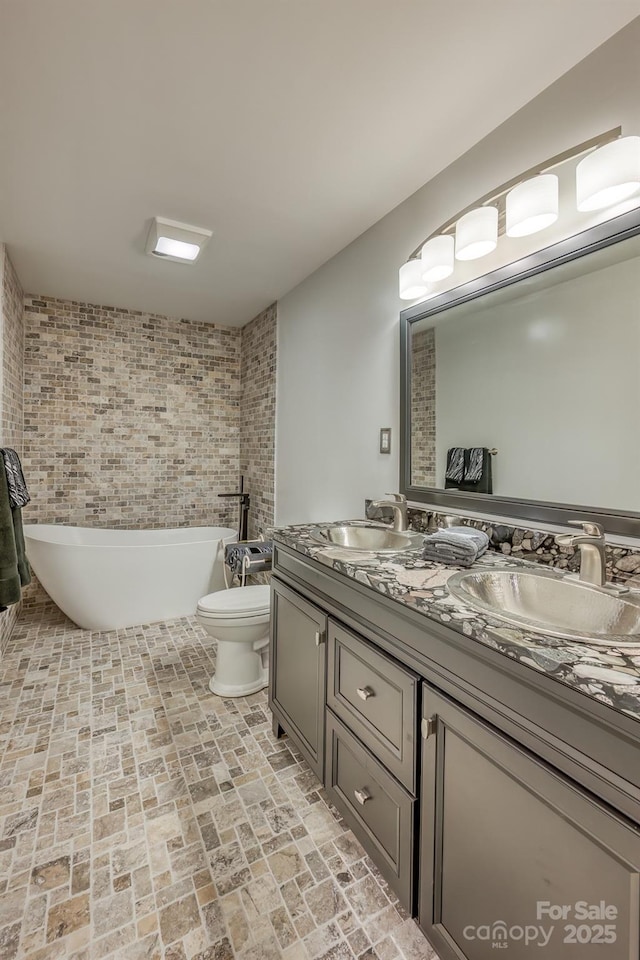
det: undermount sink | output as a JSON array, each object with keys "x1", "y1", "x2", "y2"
[
  {"x1": 447, "y1": 567, "x2": 640, "y2": 646},
  {"x1": 308, "y1": 523, "x2": 418, "y2": 553}
]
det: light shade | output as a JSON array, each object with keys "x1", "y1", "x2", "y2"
[
  {"x1": 154, "y1": 237, "x2": 200, "y2": 261},
  {"x1": 421, "y1": 234, "x2": 454, "y2": 282},
  {"x1": 145, "y1": 217, "x2": 213, "y2": 263},
  {"x1": 399, "y1": 260, "x2": 428, "y2": 300},
  {"x1": 455, "y1": 206, "x2": 498, "y2": 261},
  {"x1": 506, "y1": 174, "x2": 559, "y2": 237},
  {"x1": 576, "y1": 136, "x2": 640, "y2": 212}
]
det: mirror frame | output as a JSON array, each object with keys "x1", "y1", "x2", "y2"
[{"x1": 400, "y1": 206, "x2": 640, "y2": 538}]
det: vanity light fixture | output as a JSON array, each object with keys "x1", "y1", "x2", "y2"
[
  {"x1": 399, "y1": 259, "x2": 428, "y2": 300},
  {"x1": 421, "y1": 234, "x2": 454, "y2": 282},
  {"x1": 455, "y1": 206, "x2": 498, "y2": 261},
  {"x1": 398, "y1": 127, "x2": 640, "y2": 301},
  {"x1": 145, "y1": 217, "x2": 213, "y2": 264},
  {"x1": 576, "y1": 136, "x2": 640, "y2": 212},
  {"x1": 506, "y1": 174, "x2": 559, "y2": 237}
]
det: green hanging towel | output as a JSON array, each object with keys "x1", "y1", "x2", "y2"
[{"x1": 0, "y1": 462, "x2": 30, "y2": 611}]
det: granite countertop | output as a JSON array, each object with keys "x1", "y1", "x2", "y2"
[{"x1": 272, "y1": 523, "x2": 640, "y2": 722}]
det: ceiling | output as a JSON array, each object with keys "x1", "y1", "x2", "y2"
[{"x1": 1, "y1": 1, "x2": 638, "y2": 327}]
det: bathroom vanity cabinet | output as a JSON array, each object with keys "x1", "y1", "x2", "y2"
[{"x1": 268, "y1": 541, "x2": 640, "y2": 960}]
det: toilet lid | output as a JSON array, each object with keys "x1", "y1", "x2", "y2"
[{"x1": 197, "y1": 584, "x2": 270, "y2": 617}]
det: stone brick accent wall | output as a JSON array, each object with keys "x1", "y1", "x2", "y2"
[
  {"x1": 23, "y1": 296, "x2": 243, "y2": 530},
  {"x1": 410, "y1": 327, "x2": 436, "y2": 487},
  {"x1": 0, "y1": 247, "x2": 25, "y2": 654},
  {"x1": 240, "y1": 303, "x2": 277, "y2": 539}
]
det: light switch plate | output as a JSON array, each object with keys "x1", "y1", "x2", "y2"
[{"x1": 379, "y1": 427, "x2": 391, "y2": 454}]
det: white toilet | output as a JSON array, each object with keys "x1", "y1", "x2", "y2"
[{"x1": 196, "y1": 584, "x2": 271, "y2": 697}]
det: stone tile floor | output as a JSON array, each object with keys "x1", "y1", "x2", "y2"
[{"x1": 0, "y1": 597, "x2": 437, "y2": 960}]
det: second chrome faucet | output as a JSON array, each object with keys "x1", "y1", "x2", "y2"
[{"x1": 555, "y1": 520, "x2": 606, "y2": 587}]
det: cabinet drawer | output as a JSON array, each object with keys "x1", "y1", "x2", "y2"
[
  {"x1": 327, "y1": 620, "x2": 418, "y2": 792},
  {"x1": 326, "y1": 710, "x2": 415, "y2": 910}
]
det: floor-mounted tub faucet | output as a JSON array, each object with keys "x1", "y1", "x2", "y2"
[{"x1": 218, "y1": 475, "x2": 250, "y2": 542}]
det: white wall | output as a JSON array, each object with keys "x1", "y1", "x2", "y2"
[
  {"x1": 434, "y1": 252, "x2": 640, "y2": 509},
  {"x1": 276, "y1": 18, "x2": 640, "y2": 526}
]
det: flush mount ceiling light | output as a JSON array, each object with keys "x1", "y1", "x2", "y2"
[
  {"x1": 576, "y1": 136, "x2": 640, "y2": 212},
  {"x1": 399, "y1": 259, "x2": 428, "y2": 300},
  {"x1": 398, "y1": 127, "x2": 640, "y2": 301},
  {"x1": 421, "y1": 234, "x2": 454, "y2": 282},
  {"x1": 506, "y1": 174, "x2": 559, "y2": 237},
  {"x1": 455, "y1": 206, "x2": 498, "y2": 261},
  {"x1": 145, "y1": 217, "x2": 212, "y2": 264}
]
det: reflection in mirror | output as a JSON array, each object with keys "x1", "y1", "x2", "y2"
[{"x1": 409, "y1": 232, "x2": 640, "y2": 513}]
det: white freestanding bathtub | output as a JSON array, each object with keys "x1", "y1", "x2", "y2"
[{"x1": 24, "y1": 524, "x2": 237, "y2": 631}]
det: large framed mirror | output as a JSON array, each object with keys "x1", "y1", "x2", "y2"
[{"x1": 400, "y1": 206, "x2": 640, "y2": 537}]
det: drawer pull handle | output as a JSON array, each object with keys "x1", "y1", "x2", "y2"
[
  {"x1": 422, "y1": 715, "x2": 437, "y2": 740},
  {"x1": 357, "y1": 686, "x2": 374, "y2": 701},
  {"x1": 315, "y1": 631, "x2": 325, "y2": 647},
  {"x1": 354, "y1": 787, "x2": 371, "y2": 806}
]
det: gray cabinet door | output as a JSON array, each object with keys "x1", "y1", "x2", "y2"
[
  {"x1": 420, "y1": 684, "x2": 640, "y2": 960},
  {"x1": 269, "y1": 580, "x2": 327, "y2": 781}
]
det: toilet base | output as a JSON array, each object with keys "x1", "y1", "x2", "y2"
[
  {"x1": 208, "y1": 634, "x2": 269, "y2": 698},
  {"x1": 209, "y1": 672, "x2": 268, "y2": 698}
]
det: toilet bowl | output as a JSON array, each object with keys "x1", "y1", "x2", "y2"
[{"x1": 196, "y1": 584, "x2": 271, "y2": 697}]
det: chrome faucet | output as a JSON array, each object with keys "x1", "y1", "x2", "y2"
[
  {"x1": 555, "y1": 520, "x2": 607, "y2": 587},
  {"x1": 368, "y1": 493, "x2": 409, "y2": 532}
]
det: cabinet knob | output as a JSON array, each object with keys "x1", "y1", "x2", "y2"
[
  {"x1": 354, "y1": 787, "x2": 371, "y2": 806},
  {"x1": 315, "y1": 631, "x2": 325, "y2": 647},
  {"x1": 356, "y1": 686, "x2": 374, "y2": 701}
]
